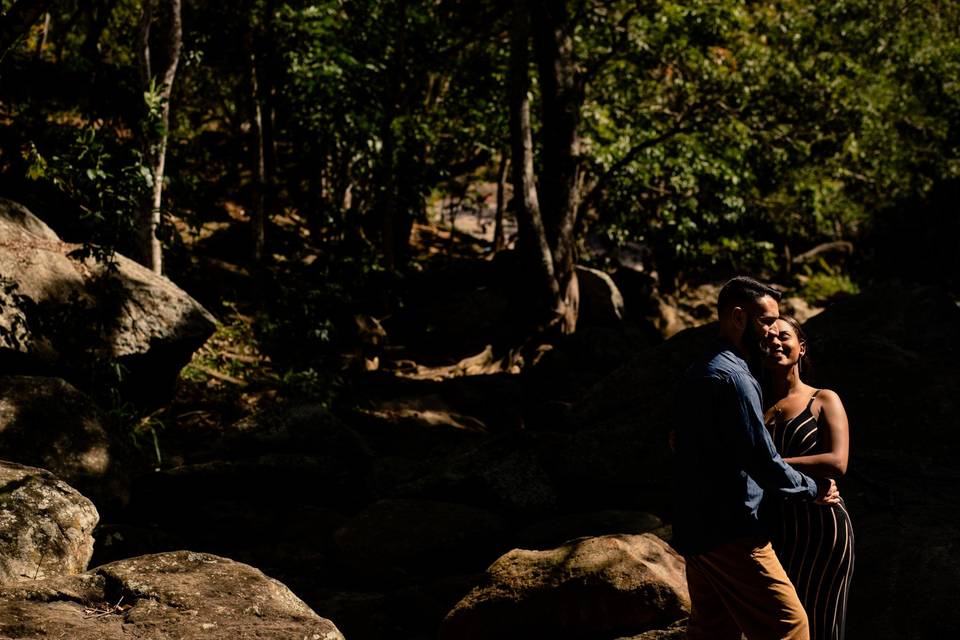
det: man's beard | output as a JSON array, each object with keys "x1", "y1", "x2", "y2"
[{"x1": 743, "y1": 321, "x2": 769, "y2": 374}]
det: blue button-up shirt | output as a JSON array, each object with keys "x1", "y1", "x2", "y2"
[{"x1": 672, "y1": 340, "x2": 820, "y2": 556}]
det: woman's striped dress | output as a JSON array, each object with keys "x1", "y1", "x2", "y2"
[{"x1": 764, "y1": 393, "x2": 855, "y2": 640}]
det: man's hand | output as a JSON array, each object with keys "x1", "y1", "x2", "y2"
[{"x1": 815, "y1": 478, "x2": 841, "y2": 505}]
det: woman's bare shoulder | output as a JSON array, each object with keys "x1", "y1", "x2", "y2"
[{"x1": 815, "y1": 388, "x2": 848, "y2": 417}]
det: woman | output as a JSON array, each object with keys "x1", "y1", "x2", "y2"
[{"x1": 762, "y1": 315, "x2": 855, "y2": 640}]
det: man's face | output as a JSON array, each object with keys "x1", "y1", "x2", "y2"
[{"x1": 744, "y1": 295, "x2": 780, "y2": 362}]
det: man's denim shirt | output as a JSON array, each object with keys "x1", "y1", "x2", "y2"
[{"x1": 672, "y1": 340, "x2": 820, "y2": 556}]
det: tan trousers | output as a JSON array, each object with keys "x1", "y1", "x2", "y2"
[{"x1": 685, "y1": 537, "x2": 809, "y2": 640}]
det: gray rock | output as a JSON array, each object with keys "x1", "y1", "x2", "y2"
[
  {"x1": 0, "y1": 550, "x2": 345, "y2": 639},
  {"x1": 576, "y1": 265, "x2": 625, "y2": 327},
  {"x1": 440, "y1": 533, "x2": 689, "y2": 640},
  {"x1": 0, "y1": 376, "x2": 134, "y2": 510},
  {"x1": 0, "y1": 460, "x2": 98, "y2": 584},
  {"x1": 0, "y1": 199, "x2": 216, "y2": 406},
  {"x1": 0, "y1": 198, "x2": 59, "y2": 242},
  {"x1": 516, "y1": 510, "x2": 667, "y2": 550}
]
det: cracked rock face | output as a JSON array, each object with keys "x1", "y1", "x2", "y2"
[
  {"x1": 0, "y1": 460, "x2": 99, "y2": 584},
  {"x1": 0, "y1": 551, "x2": 345, "y2": 639}
]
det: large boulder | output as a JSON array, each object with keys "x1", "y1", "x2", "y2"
[
  {"x1": 440, "y1": 533, "x2": 689, "y2": 640},
  {"x1": 0, "y1": 550, "x2": 345, "y2": 639},
  {"x1": 516, "y1": 510, "x2": 667, "y2": 550},
  {"x1": 0, "y1": 376, "x2": 134, "y2": 510},
  {"x1": 576, "y1": 265, "x2": 625, "y2": 327},
  {"x1": 0, "y1": 460, "x2": 98, "y2": 583},
  {"x1": 0, "y1": 199, "x2": 216, "y2": 406},
  {"x1": 0, "y1": 198, "x2": 59, "y2": 241}
]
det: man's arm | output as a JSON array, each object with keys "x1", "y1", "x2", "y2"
[{"x1": 727, "y1": 372, "x2": 825, "y2": 500}]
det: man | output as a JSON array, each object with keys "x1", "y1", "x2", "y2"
[{"x1": 673, "y1": 276, "x2": 839, "y2": 640}]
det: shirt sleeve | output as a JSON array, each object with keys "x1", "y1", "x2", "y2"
[{"x1": 727, "y1": 372, "x2": 820, "y2": 500}]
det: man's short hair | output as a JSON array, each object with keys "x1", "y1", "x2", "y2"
[{"x1": 717, "y1": 276, "x2": 781, "y2": 314}]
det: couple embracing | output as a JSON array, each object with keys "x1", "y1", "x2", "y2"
[{"x1": 673, "y1": 276, "x2": 855, "y2": 640}]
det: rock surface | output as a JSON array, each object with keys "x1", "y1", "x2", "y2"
[
  {"x1": 440, "y1": 533, "x2": 689, "y2": 640},
  {"x1": 516, "y1": 510, "x2": 667, "y2": 550},
  {"x1": 0, "y1": 198, "x2": 59, "y2": 242},
  {"x1": 0, "y1": 199, "x2": 216, "y2": 405},
  {"x1": 0, "y1": 550, "x2": 345, "y2": 639},
  {"x1": 0, "y1": 376, "x2": 133, "y2": 510},
  {"x1": 0, "y1": 460, "x2": 98, "y2": 584},
  {"x1": 576, "y1": 265, "x2": 626, "y2": 327}
]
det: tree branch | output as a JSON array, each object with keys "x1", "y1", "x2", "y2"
[{"x1": 577, "y1": 118, "x2": 699, "y2": 217}]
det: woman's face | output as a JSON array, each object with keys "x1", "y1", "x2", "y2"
[{"x1": 766, "y1": 319, "x2": 805, "y2": 369}]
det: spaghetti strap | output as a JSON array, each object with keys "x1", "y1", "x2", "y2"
[{"x1": 805, "y1": 389, "x2": 822, "y2": 409}]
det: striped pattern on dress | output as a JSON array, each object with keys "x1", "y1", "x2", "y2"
[{"x1": 765, "y1": 396, "x2": 855, "y2": 640}]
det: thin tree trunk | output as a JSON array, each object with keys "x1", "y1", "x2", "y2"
[
  {"x1": 137, "y1": 0, "x2": 182, "y2": 274},
  {"x1": 493, "y1": 148, "x2": 509, "y2": 253},
  {"x1": 509, "y1": 1, "x2": 561, "y2": 325},
  {"x1": 378, "y1": 0, "x2": 407, "y2": 272},
  {"x1": 32, "y1": 11, "x2": 48, "y2": 58},
  {"x1": 246, "y1": 20, "x2": 266, "y2": 263},
  {"x1": 259, "y1": 0, "x2": 277, "y2": 260},
  {"x1": 531, "y1": 0, "x2": 582, "y2": 334}
]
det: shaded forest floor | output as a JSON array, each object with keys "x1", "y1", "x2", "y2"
[{"x1": 95, "y1": 199, "x2": 668, "y2": 638}]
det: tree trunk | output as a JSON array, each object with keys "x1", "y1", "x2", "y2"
[
  {"x1": 509, "y1": 1, "x2": 562, "y2": 327},
  {"x1": 258, "y1": 0, "x2": 278, "y2": 262},
  {"x1": 508, "y1": 0, "x2": 582, "y2": 334},
  {"x1": 246, "y1": 14, "x2": 266, "y2": 263},
  {"x1": 137, "y1": 0, "x2": 182, "y2": 274},
  {"x1": 33, "y1": 11, "x2": 48, "y2": 59},
  {"x1": 0, "y1": 0, "x2": 54, "y2": 58},
  {"x1": 493, "y1": 148, "x2": 508, "y2": 253},
  {"x1": 378, "y1": 0, "x2": 407, "y2": 272},
  {"x1": 531, "y1": 0, "x2": 582, "y2": 334}
]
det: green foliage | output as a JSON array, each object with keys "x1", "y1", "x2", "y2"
[
  {"x1": 277, "y1": 367, "x2": 342, "y2": 410},
  {"x1": 798, "y1": 269, "x2": 861, "y2": 305},
  {"x1": 255, "y1": 245, "x2": 389, "y2": 371},
  {"x1": 580, "y1": 0, "x2": 960, "y2": 286},
  {"x1": 23, "y1": 125, "x2": 148, "y2": 264}
]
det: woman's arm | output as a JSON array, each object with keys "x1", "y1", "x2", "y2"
[{"x1": 784, "y1": 389, "x2": 849, "y2": 479}]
